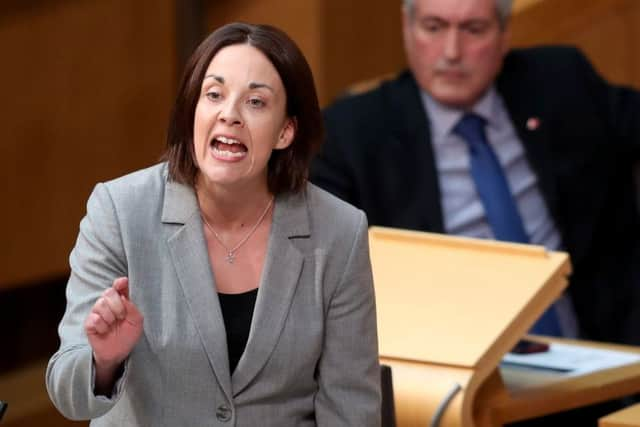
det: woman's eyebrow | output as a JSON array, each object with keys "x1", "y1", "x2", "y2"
[
  {"x1": 203, "y1": 74, "x2": 224, "y2": 83},
  {"x1": 202, "y1": 75, "x2": 273, "y2": 92},
  {"x1": 249, "y1": 82, "x2": 274, "y2": 92}
]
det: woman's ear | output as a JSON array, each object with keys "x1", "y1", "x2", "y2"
[{"x1": 275, "y1": 117, "x2": 296, "y2": 150}]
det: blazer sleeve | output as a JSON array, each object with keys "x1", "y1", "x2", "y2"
[
  {"x1": 315, "y1": 211, "x2": 381, "y2": 427},
  {"x1": 46, "y1": 183, "x2": 130, "y2": 420}
]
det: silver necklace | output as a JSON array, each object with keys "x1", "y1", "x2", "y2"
[{"x1": 201, "y1": 196, "x2": 274, "y2": 264}]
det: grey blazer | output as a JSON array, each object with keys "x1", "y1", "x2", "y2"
[{"x1": 46, "y1": 163, "x2": 381, "y2": 426}]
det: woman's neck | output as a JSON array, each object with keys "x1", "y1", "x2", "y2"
[{"x1": 195, "y1": 178, "x2": 273, "y2": 231}]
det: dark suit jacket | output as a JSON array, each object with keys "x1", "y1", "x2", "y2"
[{"x1": 311, "y1": 46, "x2": 640, "y2": 345}]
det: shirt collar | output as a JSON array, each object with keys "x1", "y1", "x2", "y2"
[{"x1": 421, "y1": 86, "x2": 500, "y2": 144}]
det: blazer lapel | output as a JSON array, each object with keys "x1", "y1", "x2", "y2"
[
  {"x1": 162, "y1": 178, "x2": 233, "y2": 400},
  {"x1": 497, "y1": 56, "x2": 559, "y2": 220},
  {"x1": 387, "y1": 72, "x2": 445, "y2": 232},
  {"x1": 231, "y1": 190, "x2": 307, "y2": 396}
]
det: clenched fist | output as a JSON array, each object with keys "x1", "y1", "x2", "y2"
[{"x1": 84, "y1": 277, "x2": 143, "y2": 394}]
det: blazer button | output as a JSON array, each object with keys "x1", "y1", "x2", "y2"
[{"x1": 216, "y1": 404, "x2": 232, "y2": 422}]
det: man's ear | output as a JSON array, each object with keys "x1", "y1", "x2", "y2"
[{"x1": 275, "y1": 117, "x2": 296, "y2": 150}]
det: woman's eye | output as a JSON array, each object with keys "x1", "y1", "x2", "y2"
[
  {"x1": 206, "y1": 91, "x2": 221, "y2": 101},
  {"x1": 248, "y1": 98, "x2": 265, "y2": 108}
]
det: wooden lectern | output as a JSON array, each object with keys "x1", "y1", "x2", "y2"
[{"x1": 368, "y1": 226, "x2": 571, "y2": 427}]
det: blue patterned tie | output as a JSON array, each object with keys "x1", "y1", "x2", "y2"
[{"x1": 454, "y1": 113, "x2": 562, "y2": 336}]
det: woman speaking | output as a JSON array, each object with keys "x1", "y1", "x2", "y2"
[{"x1": 46, "y1": 22, "x2": 381, "y2": 426}]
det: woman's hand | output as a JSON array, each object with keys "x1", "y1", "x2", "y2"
[{"x1": 84, "y1": 277, "x2": 144, "y2": 394}]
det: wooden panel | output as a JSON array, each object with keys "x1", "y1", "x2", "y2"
[
  {"x1": 205, "y1": 0, "x2": 404, "y2": 106},
  {"x1": 206, "y1": 0, "x2": 639, "y2": 105},
  {"x1": 0, "y1": 0, "x2": 176, "y2": 289},
  {"x1": 205, "y1": 0, "x2": 325, "y2": 102},
  {"x1": 7, "y1": 0, "x2": 636, "y2": 289},
  {"x1": 511, "y1": 0, "x2": 640, "y2": 88},
  {"x1": 320, "y1": 0, "x2": 405, "y2": 104},
  {"x1": 600, "y1": 403, "x2": 640, "y2": 427},
  {"x1": 380, "y1": 357, "x2": 470, "y2": 427},
  {"x1": 369, "y1": 227, "x2": 570, "y2": 368}
]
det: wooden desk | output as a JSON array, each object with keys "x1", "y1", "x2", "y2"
[
  {"x1": 383, "y1": 337, "x2": 640, "y2": 427},
  {"x1": 600, "y1": 403, "x2": 640, "y2": 427},
  {"x1": 369, "y1": 229, "x2": 640, "y2": 426},
  {"x1": 473, "y1": 337, "x2": 640, "y2": 426},
  {"x1": 369, "y1": 228, "x2": 572, "y2": 427}
]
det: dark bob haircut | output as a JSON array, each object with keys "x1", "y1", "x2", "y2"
[{"x1": 164, "y1": 22, "x2": 323, "y2": 194}]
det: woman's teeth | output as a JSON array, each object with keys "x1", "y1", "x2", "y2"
[{"x1": 211, "y1": 136, "x2": 247, "y2": 158}]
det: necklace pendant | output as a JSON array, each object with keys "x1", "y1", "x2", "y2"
[{"x1": 200, "y1": 195, "x2": 274, "y2": 267}]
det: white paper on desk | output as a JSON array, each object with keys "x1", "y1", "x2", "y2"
[{"x1": 501, "y1": 342, "x2": 640, "y2": 376}]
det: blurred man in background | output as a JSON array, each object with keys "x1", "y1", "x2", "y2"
[{"x1": 312, "y1": 0, "x2": 640, "y2": 345}]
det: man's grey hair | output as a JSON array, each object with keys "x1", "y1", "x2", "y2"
[{"x1": 403, "y1": 0, "x2": 514, "y2": 26}]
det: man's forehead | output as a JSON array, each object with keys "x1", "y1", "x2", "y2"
[{"x1": 413, "y1": 0, "x2": 497, "y2": 20}]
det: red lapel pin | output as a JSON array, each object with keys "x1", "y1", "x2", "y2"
[{"x1": 526, "y1": 117, "x2": 540, "y2": 131}]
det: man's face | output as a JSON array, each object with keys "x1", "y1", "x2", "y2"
[{"x1": 402, "y1": 0, "x2": 510, "y2": 109}]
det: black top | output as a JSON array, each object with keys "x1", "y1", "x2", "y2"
[{"x1": 218, "y1": 288, "x2": 259, "y2": 373}]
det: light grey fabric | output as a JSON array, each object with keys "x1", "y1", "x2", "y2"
[{"x1": 46, "y1": 162, "x2": 381, "y2": 427}]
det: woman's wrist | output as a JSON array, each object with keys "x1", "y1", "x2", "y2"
[{"x1": 93, "y1": 354, "x2": 124, "y2": 397}]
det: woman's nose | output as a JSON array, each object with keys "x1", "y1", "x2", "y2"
[{"x1": 218, "y1": 101, "x2": 243, "y2": 126}]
